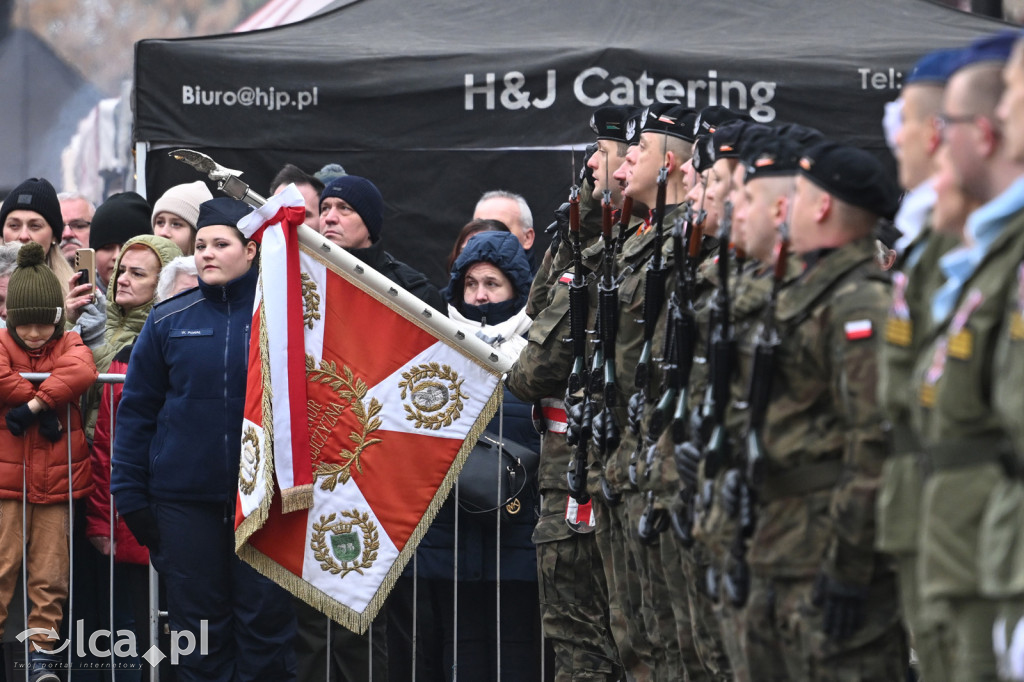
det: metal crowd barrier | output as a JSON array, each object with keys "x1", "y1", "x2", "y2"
[{"x1": 13, "y1": 373, "x2": 550, "y2": 682}]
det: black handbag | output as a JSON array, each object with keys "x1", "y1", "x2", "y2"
[{"x1": 457, "y1": 431, "x2": 539, "y2": 520}]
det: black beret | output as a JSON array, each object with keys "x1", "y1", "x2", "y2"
[
  {"x1": 774, "y1": 123, "x2": 827, "y2": 150},
  {"x1": 694, "y1": 106, "x2": 746, "y2": 138},
  {"x1": 640, "y1": 104, "x2": 697, "y2": 143},
  {"x1": 742, "y1": 136, "x2": 804, "y2": 182},
  {"x1": 590, "y1": 105, "x2": 641, "y2": 143},
  {"x1": 711, "y1": 121, "x2": 774, "y2": 160},
  {"x1": 692, "y1": 134, "x2": 715, "y2": 173},
  {"x1": 798, "y1": 142, "x2": 901, "y2": 220}
]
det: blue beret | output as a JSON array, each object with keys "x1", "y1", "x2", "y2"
[
  {"x1": 952, "y1": 31, "x2": 1019, "y2": 74},
  {"x1": 906, "y1": 48, "x2": 963, "y2": 85}
]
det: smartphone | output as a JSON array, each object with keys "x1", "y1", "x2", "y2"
[{"x1": 74, "y1": 248, "x2": 96, "y2": 299}]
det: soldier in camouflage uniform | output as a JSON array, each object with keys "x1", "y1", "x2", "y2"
[
  {"x1": 908, "y1": 34, "x2": 1024, "y2": 682},
  {"x1": 599, "y1": 102, "x2": 703, "y2": 681},
  {"x1": 506, "y1": 105, "x2": 639, "y2": 682},
  {"x1": 874, "y1": 47, "x2": 962, "y2": 682},
  {"x1": 635, "y1": 107, "x2": 756, "y2": 682},
  {"x1": 740, "y1": 142, "x2": 908, "y2": 680},
  {"x1": 683, "y1": 129, "x2": 807, "y2": 681}
]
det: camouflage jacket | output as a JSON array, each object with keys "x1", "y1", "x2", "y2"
[
  {"x1": 747, "y1": 237, "x2": 891, "y2": 585},
  {"x1": 603, "y1": 203, "x2": 687, "y2": 490}
]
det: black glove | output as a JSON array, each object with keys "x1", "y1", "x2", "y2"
[
  {"x1": 720, "y1": 468, "x2": 743, "y2": 519},
  {"x1": 812, "y1": 573, "x2": 869, "y2": 642},
  {"x1": 37, "y1": 410, "x2": 63, "y2": 443},
  {"x1": 565, "y1": 395, "x2": 584, "y2": 447},
  {"x1": 5, "y1": 403, "x2": 39, "y2": 436},
  {"x1": 122, "y1": 509, "x2": 160, "y2": 552},
  {"x1": 591, "y1": 407, "x2": 620, "y2": 457},
  {"x1": 674, "y1": 440, "x2": 701, "y2": 491},
  {"x1": 626, "y1": 391, "x2": 644, "y2": 436}
]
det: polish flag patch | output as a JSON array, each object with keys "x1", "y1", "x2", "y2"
[
  {"x1": 844, "y1": 319, "x2": 873, "y2": 340},
  {"x1": 559, "y1": 272, "x2": 575, "y2": 285}
]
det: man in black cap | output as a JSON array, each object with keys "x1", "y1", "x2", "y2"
[
  {"x1": 318, "y1": 175, "x2": 443, "y2": 311},
  {"x1": 738, "y1": 141, "x2": 908, "y2": 678},
  {"x1": 597, "y1": 103, "x2": 714, "y2": 681},
  {"x1": 505, "y1": 104, "x2": 642, "y2": 682}
]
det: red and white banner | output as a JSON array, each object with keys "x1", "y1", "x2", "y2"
[{"x1": 234, "y1": 187, "x2": 507, "y2": 633}]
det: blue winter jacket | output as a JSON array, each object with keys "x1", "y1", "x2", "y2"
[{"x1": 110, "y1": 264, "x2": 257, "y2": 515}]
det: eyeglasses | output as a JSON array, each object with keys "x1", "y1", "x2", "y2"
[
  {"x1": 936, "y1": 112, "x2": 980, "y2": 135},
  {"x1": 63, "y1": 220, "x2": 91, "y2": 231}
]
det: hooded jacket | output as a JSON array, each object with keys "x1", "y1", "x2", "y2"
[
  {"x1": 416, "y1": 231, "x2": 539, "y2": 581},
  {"x1": 0, "y1": 331, "x2": 97, "y2": 502},
  {"x1": 111, "y1": 262, "x2": 257, "y2": 515},
  {"x1": 91, "y1": 235, "x2": 183, "y2": 375},
  {"x1": 83, "y1": 235, "x2": 182, "y2": 443}
]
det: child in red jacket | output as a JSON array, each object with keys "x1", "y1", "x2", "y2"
[{"x1": 0, "y1": 242, "x2": 98, "y2": 682}]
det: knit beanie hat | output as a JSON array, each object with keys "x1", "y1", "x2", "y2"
[
  {"x1": 314, "y1": 163, "x2": 348, "y2": 185},
  {"x1": 90, "y1": 192, "x2": 152, "y2": 249},
  {"x1": 1, "y1": 178, "x2": 62, "y2": 243},
  {"x1": 151, "y1": 181, "x2": 214, "y2": 231},
  {"x1": 320, "y1": 176, "x2": 384, "y2": 243},
  {"x1": 196, "y1": 197, "x2": 253, "y2": 230},
  {"x1": 6, "y1": 242, "x2": 65, "y2": 349}
]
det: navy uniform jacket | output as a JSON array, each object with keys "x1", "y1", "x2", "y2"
[{"x1": 111, "y1": 264, "x2": 257, "y2": 515}]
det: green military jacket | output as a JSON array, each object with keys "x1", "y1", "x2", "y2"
[
  {"x1": 691, "y1": 255, "x2": 802, "y2": 549},
  {"x1": 874, "y1": 225, "x2": 958, "y2": 556},
  {"x1": 603, "y1": 203, "x2": 685, "y2": 491},
  {"x1": 747, "y1": 237, "x2": 891, "y2": 585},
  {"x1": 910, "y1": 208, "x2": 1024, "y2": 599},
  {"x1": 985, "y1": 253, "x2": 1024, "y2": 597},
  {"x1": 507, "y1": 236, "x2": 604, "y2": 494}
]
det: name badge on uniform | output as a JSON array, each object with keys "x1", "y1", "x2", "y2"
[{"x1": 170, "y1": 328, "x2": 214, "y2": 338}]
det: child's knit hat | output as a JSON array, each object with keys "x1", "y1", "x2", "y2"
[{"x1": 6, "y1": 242, "x2": 65, "y2": 350}]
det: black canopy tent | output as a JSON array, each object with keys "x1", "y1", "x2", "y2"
[{"x1": 134, "y1": 0, "x2": 1008, "y2": 285}]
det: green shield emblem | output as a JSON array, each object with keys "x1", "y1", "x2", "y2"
[{"x1": 331, "y1": 531, "x2": 360, "y2": 562}]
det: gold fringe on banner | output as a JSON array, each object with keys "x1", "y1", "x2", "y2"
[
  {"x1": 237, "y1": 379, "x2": 503, "y2": 634},
  {"x1": 281, "y1": 483, "x2": 314, "y2": 514},
  {"x1": 236, "y1": 272, "x2": 279, "y2": 551}
]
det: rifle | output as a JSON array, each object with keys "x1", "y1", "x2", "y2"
[
  {"x1": 721, "y1": 218, "x2": 791, "y2": 606},
  {"x1": 590, "y1": 163, "x2": 621, "y2": 468},
  {"x1": 744, "y1": 221, "x2": 789, "y2": 489},
  {"x1": 701, "y1": 200, "x2": 736, "y2": 481},
  {"x1": 627, "y1": 136, "x2": 671, "y2": 488},
  {"x1": 565, "y1": 173, "x2": 592, "y2": 505}
]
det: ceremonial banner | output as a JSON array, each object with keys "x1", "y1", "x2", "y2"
[{"x1": 234, "y1": 187, "x2": 508, "y2": 633}]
